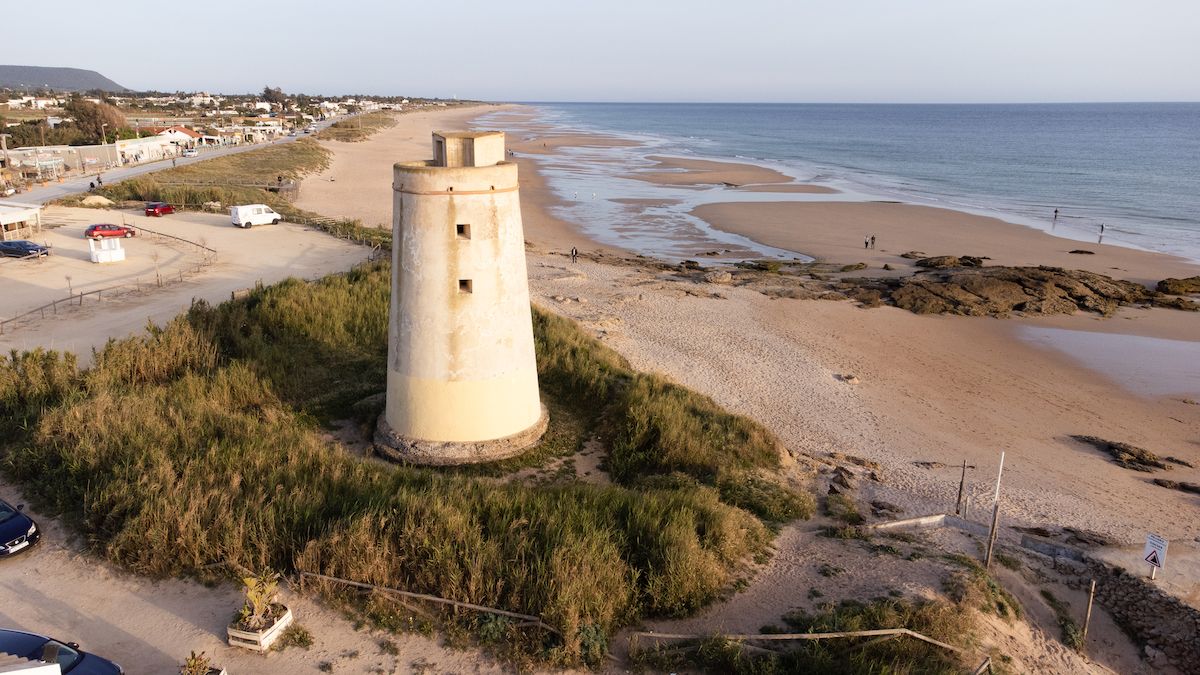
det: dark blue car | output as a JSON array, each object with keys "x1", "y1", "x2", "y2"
[
  {"x1": 0, "y1": 629, "x2": 123, "y2": 674},
  {"x1": 0, "y1": 498, "x2": 39, "y2": 557},
  {"x1": 0, "y1": 240, "x2": 49, "y2": 258}
]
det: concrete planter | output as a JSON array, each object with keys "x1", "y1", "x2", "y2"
[{"x1": 226, "y1": 604, "x2": 293, "y2": 652}]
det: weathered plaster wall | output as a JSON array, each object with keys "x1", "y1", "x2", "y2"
[{"x1": 383, "y1": 152, "x2": 542, "y2": 447}]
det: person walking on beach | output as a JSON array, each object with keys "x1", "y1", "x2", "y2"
[
  {"x1": 570, "y1": 246, "x2": 578, "y2": 264},
  {"x1": 870, "y1": 235, "x2": 876, "y2": 249},
  {"x1": 864, "y1": 236, "x2": 869, "y2": 250}
]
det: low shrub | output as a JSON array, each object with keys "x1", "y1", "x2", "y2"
[
  {"x1": 633, "y1": 597, "x2": 970, "y2": 675},
  {"x1": 0, "y1": 259, "x2": 812, "y2": 664}
]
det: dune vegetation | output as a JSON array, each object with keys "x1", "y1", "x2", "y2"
[
  {"x1": 0, "y1": 258, "x2": 811, "y2": 665},
  {"x1": 314, "y1": 111, "x2": 398, "y2": 142}
]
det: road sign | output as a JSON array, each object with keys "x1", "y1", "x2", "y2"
[{"x1": 1143, "y1": 533, "x2": 1168, "y2": 570}]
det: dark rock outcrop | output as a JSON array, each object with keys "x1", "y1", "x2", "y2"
[
  {"x1": 841, "y1": 266, "x2": 1198, "y2": 317},
  {"x1": 1157, "y1": 276, "x2": 1200, "y2": 295},
  {"x1": 1070, "y1": 435, "x2": 1170, "y2": 472},
  {"x1": 914, "y1": 255, "x2": 984, "y2": 269},
  {"x1": 1153, "y1": 478, "x2": 1200, "y2": 495}
]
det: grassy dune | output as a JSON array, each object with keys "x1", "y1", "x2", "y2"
[
  {"x1": 315, "y1": 112, "x2": 398, "y2": 142},
  {"x1": 0, "y1": 259, "x2": 810, "y2": 664},
  {"x1": 59, "y1": 138, "x2": 331, "y2": 215}
]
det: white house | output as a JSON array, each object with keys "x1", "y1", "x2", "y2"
[
  {"x1": 0, "y1": 200, "x2": 43, "y2": 242},
  {"x1": 156, "y1": 126, "x2": 203, "y2": 148},
  {"x1": 0, "y1": 650, "x2": 63, "y2": 674}
]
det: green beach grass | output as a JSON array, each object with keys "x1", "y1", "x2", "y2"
[
  {"x1": 0, "y1": 258, "x2": 811, "y2": 665},
  {"x1": 314, "y1": 112, "x2": 398, "y2": 142}
]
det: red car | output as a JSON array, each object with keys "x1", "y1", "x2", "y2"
[
  {"x1": 84, "y1": 224, "x2": 136, "y2": 239},
  {"x1": 144, "y1": 201, "x2": 175, "y2": 216}
]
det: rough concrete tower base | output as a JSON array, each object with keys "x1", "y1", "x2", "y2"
[{"x1": 375, "y1": 131, "x2": 546, "y2": 465}]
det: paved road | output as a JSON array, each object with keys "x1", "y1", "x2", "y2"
[{"x1": 15, "y1": 115, "x2": 348, "y2": 205}]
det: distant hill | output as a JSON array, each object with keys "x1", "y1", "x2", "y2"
[{"x1": 0, "y1": 65, "x2": 128, "y2": 92}]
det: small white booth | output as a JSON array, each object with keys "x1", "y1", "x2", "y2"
[{"x1": 89, "y1": 237, "x2": 126, "y2": 263}]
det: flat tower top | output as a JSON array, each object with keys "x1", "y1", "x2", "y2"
[{"x1": 432, "y1": 131, "x2": 506, "y2": 168}]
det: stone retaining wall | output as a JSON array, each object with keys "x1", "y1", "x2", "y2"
[{"x1": 1047, "y1": 554, "x2": 1200, "y2": 673}]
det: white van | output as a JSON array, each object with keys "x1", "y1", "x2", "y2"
[{"x1": 230, "y1": 204, "x2": 281, "y2": 229}]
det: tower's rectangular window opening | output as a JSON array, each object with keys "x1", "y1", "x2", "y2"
[
  {"x1": 456, "y1": 223, "x2": 470, "y2": 239},
  {"x1": 458, "y1": 279, "x2": 473, "y2": 294}
]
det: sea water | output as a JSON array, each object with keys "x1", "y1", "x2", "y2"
[{"x1": 480, "y1": 102, "x2": 1200, "y2": 262}]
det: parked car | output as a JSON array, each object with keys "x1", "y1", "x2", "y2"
[
  {"x1": 0, "y1": 629, "x2": 123, "y2": 674},
  {"x1": 0, "y1": 240, "x2": 49, "y2": 258},
  {"x1": 83, "y1": 224, "x2": 136, "y2": 239},
  {"x1": 182, "y1": 148, "x2": 199, "y2": 158},
  {"x1": 0, "y1": 498, "x2": 40, "y2": 558},
  {"x1": 144, "y1": 201, "x2": 175, "y2": 217},
  {"x1": 230, "y1": 204, "x2": 281, "y2": 229}
]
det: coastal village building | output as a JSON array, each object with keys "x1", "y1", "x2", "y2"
[
  {"x1": 156, "y1": 125, "x2": 203, "y2": 147},
  {"x1": 0, "y1": 200, "x2": 42, "y2": 242},
  {"x1": 377, "y1": 131, "x2": 546, "y2": 464}
]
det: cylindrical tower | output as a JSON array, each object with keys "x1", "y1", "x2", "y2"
[{"x1": 376, "y1": 131, "x2": 546, "y2": 464}]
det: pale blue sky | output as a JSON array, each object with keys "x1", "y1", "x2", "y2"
[{"x1": 8, "y1": 0, "x2": 1199, "y2": 102}]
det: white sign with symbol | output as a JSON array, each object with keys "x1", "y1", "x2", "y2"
[{"x1": 1143, "y1": 533, "x2": 1168, "y2": 570}]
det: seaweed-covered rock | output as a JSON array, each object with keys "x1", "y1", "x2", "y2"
[
  {"x1": 1157, "y1": 276, "x2": 1200, "y2": 295},
  {"x1": 914, "y1": 256, "x2": 963, "y2": 269},
  {"x1": 849, "y1": 266, "x2": 1199, "y2": 317},
  {"x1": 1070, "y1": 435, "x2": 1169, "y2": 472}
]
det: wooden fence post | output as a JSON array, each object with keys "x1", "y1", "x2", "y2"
[
  {"x1": 984, "y1": 452, "x2": 1005, "y2": 569},
  {"x1": 955, "y1": 460, "x2": 967, "y2": 515},
  {"x1": 1081, "y1": 579, "x2": 1096, "y2": 649}
]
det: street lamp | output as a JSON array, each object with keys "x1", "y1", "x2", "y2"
[
  {"x1": 0, "y1": 133, "x2": 11, "y2": 175},
  {"x1": 100, "y1": 123, "x2": 116, "y2": 168}
]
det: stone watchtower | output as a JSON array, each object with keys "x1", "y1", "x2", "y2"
[{"x1": 376, "y1": 131, "x2": 547, "y2": 464}]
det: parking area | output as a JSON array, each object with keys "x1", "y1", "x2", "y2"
[{"x1": 0, "y1": 205, "x2": 371, "y2": 363}]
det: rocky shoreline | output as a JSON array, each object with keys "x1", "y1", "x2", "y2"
[{"x1": 668, "y1": 254, "x2": 1200, "y2": 318}]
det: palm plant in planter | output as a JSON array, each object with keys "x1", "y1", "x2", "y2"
[
  {"x1": 226, "y1": 570, "x2": 295, "y2": 652},
  {"x1": 180, "y1": 650, "x2": 227, "y2": 675}
]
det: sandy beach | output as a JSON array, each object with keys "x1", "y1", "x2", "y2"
[
  {"x1": 7, "y1": 104, "x2": 1193, "y2": 673},
  {"x1": 286, "y1": 106, "x2": 1200, "y2": 670},
  {"x1": 295, "y1": 106, "x2": 1200, "y2": 552},
  {"x1": 693, "y1": 200, "x2": 1200, "y2": 288}
]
